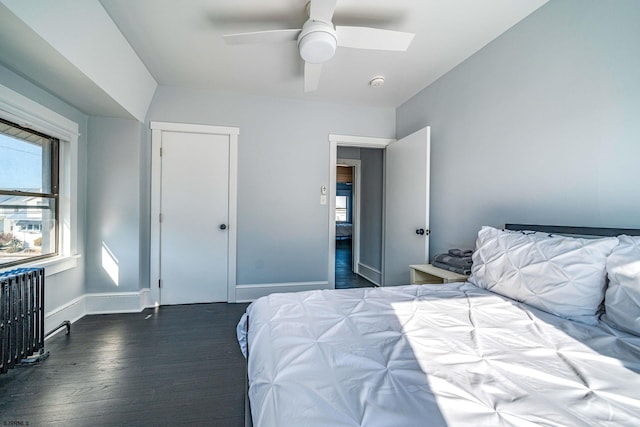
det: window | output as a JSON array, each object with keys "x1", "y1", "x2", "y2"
[
  {"x1": 336, "y1": 195, "x2": 348, "y2": 222},
  {"x1": 0, "y1": 118, "x2": 59, "y2": 267}
]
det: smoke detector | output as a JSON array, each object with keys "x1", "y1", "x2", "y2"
[{"x1": 369, "y1": 76, "x2": 385, "y2": 87}]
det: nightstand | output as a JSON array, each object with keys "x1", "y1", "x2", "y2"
[{"x1": 409, "y1": 264, "x2": 469, "y2": 285}]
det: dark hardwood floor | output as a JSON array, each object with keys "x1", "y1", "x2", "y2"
[
  {"x1": 0, "y1": 303, "x2": 249, "y2": 427},
  {"x1": 335, "y1": 239, "x2": 376, "y2": 289},
  {"x1": 0, "y1": 248, "x2": 371, "y2": 426}
]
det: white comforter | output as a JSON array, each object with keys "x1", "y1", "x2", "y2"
[{"x1": 238, "y1": 283, "x2": 640, "y2": 426}]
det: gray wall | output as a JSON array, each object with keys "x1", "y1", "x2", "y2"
[
  {"x1": 0, "y1": 64, "x2": 88, "y2": 311},
  {"x1": 148, "y1": 87, "x2": 395, "y2": 285},
  {"x1": 138, "y1": 122, "x2": 151, "y2": 292},
  {"x1": 336, "y1": 146, "x2": 361, "y2": 160},
  {"x1": 396, "y1": 0, "x2": 640, "y2": 258},
  {"x1": 359, "y1": 148, "x2": 383, "y2": 271},
  {"x1": 86, "y1": 116, "x2": 143, "y2": 293}
]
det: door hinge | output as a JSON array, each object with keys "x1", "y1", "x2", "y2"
[
  {"x1": 159, "y1": 213, "x2": 163, "y2": 223},
  {"x1": 160, "y1": 147, "x2": 163, "y2": 156},
  {"x1": 158, "y1": 279, "x2": 162, "y2": 288}
]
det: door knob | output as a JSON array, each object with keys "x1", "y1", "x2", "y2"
[
  {"x1": 416, "y1": 228, "x2": 424, "y2": 235},
  {"x1": 219, "y1": 224, "x2": 227, "y2": 230}
]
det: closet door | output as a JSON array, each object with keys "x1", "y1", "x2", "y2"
[
  {"x1": 159, "y1": 131, "x2": 229, "y2": 304},
  {"x1": 384, "y1": 126, "x2": 430, "y2": 286}
]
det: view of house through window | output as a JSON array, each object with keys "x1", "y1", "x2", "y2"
[{"x1": 0, "y1": 118, "x2": 59, "y2": 267}]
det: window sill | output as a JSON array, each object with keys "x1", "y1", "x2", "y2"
[{"x1": 0, "y1": 254, "x2": 81, "y2": 277}]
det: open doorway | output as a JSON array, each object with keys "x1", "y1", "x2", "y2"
[
  {"x1": 333, "y1": 147, "x2": 384, "y2": 289},
  {"x1": 334, "y1": 161, "x2": 370, "y2": 289},
  {"x1": 329, "y1": 129, "x2": 431, "y2": 288},
  {"x1": 328, "y1": 134, "x2": 394, "y2": 289}
]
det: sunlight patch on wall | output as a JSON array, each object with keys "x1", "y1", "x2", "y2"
[{"x1": 101, "y1": 242, "x2": 119, "y2": 286}]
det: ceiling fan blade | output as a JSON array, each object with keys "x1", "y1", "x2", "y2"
[
  {"x1": 335, "y1": 26, "x2": 415, "y2": 51},
  {"x1": 304, "y1": 62, "x2": 323, "y2": 92},
  {"x1": 207, "y1": 11, "x2": 303, "y2": 30},
  {"x1": 309, "y1": 0, "x2": 337, "y2": 24},
  {"x1": 223, "y1": 29, "x2": 301, "y2": 45},
  {"x1": 332, "y1": 10, "x2": 406, "y2": 28}
]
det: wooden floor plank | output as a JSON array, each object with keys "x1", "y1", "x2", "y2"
[
  {"x1": 335, "y1": 239, "x2": 377, "y2": 289},
  {"x1": 0, "y1": 302, "x2": 248, "y2": 426}
]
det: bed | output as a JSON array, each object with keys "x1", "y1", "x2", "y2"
[
  {"x1": 237, "y1": 225, "x2": 640, "y2": 426},
  {"x1": 336, "y1": 222, "x2": 353, "y2": 240}
]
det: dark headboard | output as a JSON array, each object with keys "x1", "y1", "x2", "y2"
[{"x1": 505, "y1": 224, "x2": 640, "y2": 237}]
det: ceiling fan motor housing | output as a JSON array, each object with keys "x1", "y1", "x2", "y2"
[{"x1": 297, "y1": 20, "x2": 337, "y2": 64}]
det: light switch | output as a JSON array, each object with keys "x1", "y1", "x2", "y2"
[
  {"x1": 321, "y1": 185, "x2": 327, "y2": 195},
  {"x1": 320, "y1": 195, "x2": 327, "y2": 205}
]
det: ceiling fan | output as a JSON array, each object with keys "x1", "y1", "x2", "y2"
[{"x1": 223, "y1": 0, "x2": 415, "y2": 92}]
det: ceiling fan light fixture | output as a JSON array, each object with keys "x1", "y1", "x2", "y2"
[
  {"x1": 298, "y1": 21, "x2": 337, "y2": 64},
  {"x1": 223, "y1": 1, "x2": 415, "y2": 92}
]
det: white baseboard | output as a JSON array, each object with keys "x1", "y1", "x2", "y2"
[
  {"x1": 358, "y1": 263, "x2": 382, "y2": 286},
  {"x1": 139, "y1": 287, "x2": 155, "y2": 310},
  {"x1": 85, "y1": 290, "x2": 151, "y2": 314},
  {"x1": 44, "y1": 295, "x2": 86, "y2": 339},
  {"x1": 44, "y1": 288, "x2": 155, "y2": 339},
  {"x1": 235, "y1": 281, "x2": 331, "y2": 302}
]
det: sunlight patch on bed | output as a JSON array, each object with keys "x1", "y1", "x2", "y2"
[
  {"x1": 615, "y1": 259, "x2": 640, "y2": 277},
  {"x1": 391, "y1": 300, "x2": 435, "y2": 374}
]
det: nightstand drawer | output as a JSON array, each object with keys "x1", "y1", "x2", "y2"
[{"x1": 409, "y1": 264, "x2": 469, "y2": 285}]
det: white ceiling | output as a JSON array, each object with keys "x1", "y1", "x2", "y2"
[
  {"x1": 0, "y1": 0, "x2": 548, "y2": 117},
  {"x1": 0, "y1": 2, "x2": 133, "y2": 118}
]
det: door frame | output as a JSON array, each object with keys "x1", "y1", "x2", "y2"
[
  {"x1": 336, "y1": 158, "x2": 361, "y2": 274},
  {"x1": 328, "y1": 134, "x2": 394, "y2": 288},
  {"x1": 150, "y1": 121, "x2": 239, "y2": 304}
]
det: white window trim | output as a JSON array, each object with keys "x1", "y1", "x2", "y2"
[{"x1": 0, "y1": 83, "x2": 80, "y2": 276}]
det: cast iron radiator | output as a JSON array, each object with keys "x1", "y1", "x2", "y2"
[{"x1": 0, "y1": 267, "x2": 46, "y2": 374}]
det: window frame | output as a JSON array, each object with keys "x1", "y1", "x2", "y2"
[
  {"x1": 335, "y1": 195, "x2": 349, "y2": 223},
  {"x1": 0, "y1": 118, "x2": 61, "y2": 268},
  {"x1": 0, "y1": 82, "x2": 80, "y2": 276}
]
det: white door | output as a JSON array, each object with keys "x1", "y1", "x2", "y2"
[
  {"x1": 383, "y1": 126, "x2": 430, "y2": 286},
  {"x1": 160, "y1": 131, "x2": 229, "y2": 304}
]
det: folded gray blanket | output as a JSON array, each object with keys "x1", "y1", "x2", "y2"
[
  {"x1": 433, "y1": 253, "x2": 473, "y2": 268},
  {"x1": 448, "y1": 248, "x2": 473, "y2": 258},
  {"x1": 432, "y1": 261, "x2": 471, "y2": 276}
]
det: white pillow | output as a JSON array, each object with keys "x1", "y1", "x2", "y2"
[
  {"x1": 469, "y1": 226, "x2": 618, "y2": 324},
  {"x1": 603, "y1": 235, "x2": 640, "y2": 335}
]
